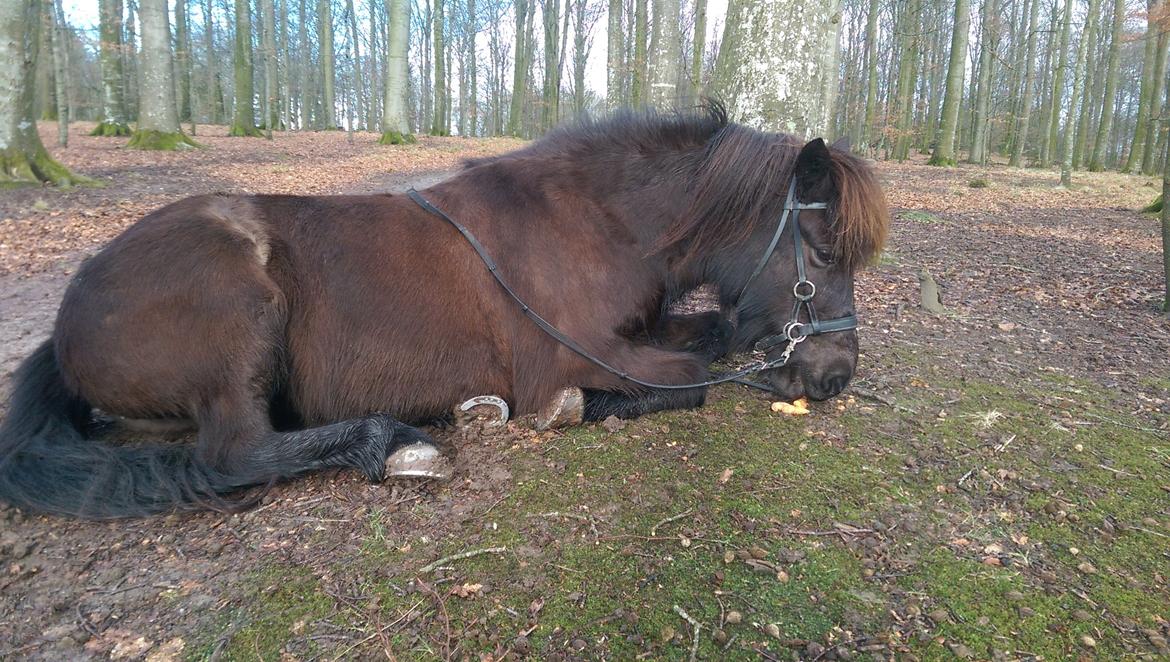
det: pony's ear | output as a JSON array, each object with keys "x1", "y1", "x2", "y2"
[
  {"x1": 831, "y1": 136, "x2": 851, "y2": 152},
  {"x1": 794, "y1": 138, "x2": 834, "y2": 202}
]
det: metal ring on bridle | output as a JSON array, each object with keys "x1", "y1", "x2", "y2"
[
  {"x1": 784, "y1": 322, "x2": 808, "y2": 342},
  {"x1": 793, "y1": 280, "x2": 816, "y2": 301}
]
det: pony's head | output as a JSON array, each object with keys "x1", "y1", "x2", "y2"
[{"x1": 665, "y1": 123, "x2": 889, "y2": 401}]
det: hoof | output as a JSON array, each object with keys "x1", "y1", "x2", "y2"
[
  {"x1": 455, "y1": 395, "x2": 510, "y2": 429},
  {"x1": 535, "y1": 387, "x2": 584, "y2": 430},
  {"x1": 385, "y1": 442, "x2": 454, "y2": 480}
]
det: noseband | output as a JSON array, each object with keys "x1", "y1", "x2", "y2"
[
  {"x1": 407, "y1": 175, "x2": 856, "y2": 392},
  {"x1": 737, "y1": 179, "x2": 858, "y2": 366}
]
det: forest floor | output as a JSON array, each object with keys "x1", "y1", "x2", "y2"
[{"x1": 0, "y1": 122, "x2": 1168, "y2": 661}]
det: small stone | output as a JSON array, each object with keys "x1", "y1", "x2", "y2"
[
  {"x1": 725, "y1": 611, "x2": 742, "y2": 624},
  {"x1": 1077, "y1": 562, "x2": 1097, "y2": 575},
  {"x1": 601, "y1": 415, "x2": 625, "y2": 433},
  {"x1": 1069, "y1": 547, "x2": 1079, "y2": 555},
  {"x1": 1043, "y1": 501, "x2": 1063, "y2": 515},
  {"x1": 1072, "y1": 609, "x2": 1093, "y2": 622},
  {"x1": 806, "y1": 642, "x2": 826, "y2": 658},
  {"x1": 982, "y1": 556, "x2": 1002, "y2": 566},
  {"x1": 928, "y1": 609, "x2": 950, "y2": 624},
  {"x1": 713, "y1": 629, "x2": 728, "y2": 644},
  {"x1": 513, "y1": 636, "x2": 532, "y2": 655},
  {"x1": 723, "y1": 551, "x2": 736, "y2": 564},
  {"x1": 659, "y1": 626, "x2": 675, "y2": 643},
  {"x1": 948, "y1": 643, "x2": 975, "y2": 659},
  {"x1": 1018, "y1": 607, "x2": 1035, "y2": 617},
  {"x1": 749, "y1": 546, "x2": 768, "y2": 559},
  {"x1": 9, "y1": 541, "x2": 31, "y2": 560},
  {"x1": 764, "y1": 623, "x2": 780, "y2": 638},
  {"x1": 1080, "y1": 635, "x2": 1096, "y2": 649},
  {"x1": 1005, "y1": 590, "x2": 1025, "y2": 602},
  {"x1": 776, "y1": 570, "x2": 790, "y2": 583}
]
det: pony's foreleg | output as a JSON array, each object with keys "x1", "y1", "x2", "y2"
[
  {"x1": 647, "y1": 311, "x2": 732, "y2": 362},
  {"x1": 575, "y1": 343, "x2": 711, "y2": 422}
]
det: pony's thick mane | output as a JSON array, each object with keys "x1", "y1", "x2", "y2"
[
  {"x1": 465, "y1": 101, "x2": 888, "y2": 270},
  {"x1": 658, "y1": 118, "x2": 888, "y2": 270}
]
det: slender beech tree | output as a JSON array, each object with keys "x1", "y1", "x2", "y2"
[
  {"x1": 174, "y1": 0, "x2": 191, "y2": 122},
  {"x1": 319, "y1": 0, "x2": 336, "y2": 128},
  {"x1": 1061, "y1": 0, "x2": 1100, "y2": 185},
  {"x1": 1162, "y1": 137, "x2": 1170, "y2": 313},
  {"x1": 47, "y1": 0, "x2": 69, "y2": 147},
  {"x1": 692, "y1": 0, "x2": 707, "y2": 98},
  {"x1": 712, "y1": 0, "x2": 842, "y2": 135},
  {"x1": 606, "y1": 0, "x2": 623, "y2": 107},
  {"x1": 861, "y1": 0, "x2": 879, "y2": 153},
  {"x1": 230, "y1": 0, "x2": 262, "y2": 135},
  {"x1": 1125, "y1": 0, "x2": 1161, "y2": 172},
  {"x1": 380, "y1": 0, "x2": 413, "y2": 142},
  {"x1": 1073, "y1": 0, "x2": 1102, "y2": 168},
  {"x1": 506, "y1": 0, "x2": 529, "y2": 135},
  {"x1": 1009, "y1": 0, "x2": 1039, "y2": 165},
  {"x1": 93, "y1": 0, "x2": 132, "y2": 135},
  {"x1": 631, "y1": 0, "x2": 647, "y2": 105},
  {"x1": 647, "y1": 0, "x2": 681, "y2": 109},
  {"x1": 1090, "y1": 0, "x2": 1126, "y2": 170},
  {"x1": 1040, "y1": 0, "x2": 1071, "y2": 167},
  {"x1": 0, "y1": 0, "x2": 80, "y2": 183},
  {"x1": 1142, "y1": 28, "x2": 1170, "y2": 173},
  {"x1": 204, "y1": 0, "x2": 223, "y2": 124},
  {"x1": 128, "y1": 0, "x2": 197, "y2": 148},
  {"x1": 929, "y1": 0, "x2": 970, "y2": 165},
  {"x1": 540, "y1": 0, "x2": 561, "y2": 129},
  {"x1": 431, "y1": 0, "x2": 447, "y2": 134},
  {"x1": 968, "y1": 0, "x2": 997, "y2": 164},
  {"x1": 260, "y1": 0, "x2": 277, "y2": 136}
]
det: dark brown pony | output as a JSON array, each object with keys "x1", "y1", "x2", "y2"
[{"x1": 0, "y1": 105, "x2": 887, "y2": 518}]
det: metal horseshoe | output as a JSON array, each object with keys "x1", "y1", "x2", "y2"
[{"x1": 457, "y1": 395, "x2": 510, "y2": 428}]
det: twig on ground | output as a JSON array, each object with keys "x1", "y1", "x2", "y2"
[
  {"x1": 328, "y1": 598, "x2": 425, "y2": 661},
  {"x1": 849, "y1": 387, "x2": 919, "y2": 414},
  {"x1": 414, "y1": 578, "x2": 452, "y2": 662},
  {"x1": 672, "y1": 605, "x2": 702, "y2": 662},
  {"x1": 1080, "y1": 411, "x2": 1163, "y2": 434},
  {"x1": 651, "y1": 509, "x2": 693, "y2": 536},
  {"x1": 417, "y1": 547, "x2": 507, "y2": 574}
]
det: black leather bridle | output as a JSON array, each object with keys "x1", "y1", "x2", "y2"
[
  {"x1": 739, "y1": 179, "x2": 858, "y2": 364},
  {"x1": 407, "y1": 176, "x2": 857, "y2": 391}
]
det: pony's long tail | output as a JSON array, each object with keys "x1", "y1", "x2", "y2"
[{"x1": 0, "y1": 341, "x2": 247, "y2": 518}]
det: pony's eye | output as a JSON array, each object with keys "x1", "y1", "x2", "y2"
[{"x1": 813, "y1": 247, "x2": 836, "y2": 266}]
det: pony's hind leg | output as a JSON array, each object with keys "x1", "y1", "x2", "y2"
[{"x1": 195, "y1": 387, "x2": 437, "y2": 491}]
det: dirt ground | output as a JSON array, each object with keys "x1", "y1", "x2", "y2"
[{"x1": 0, "y1": 122, "x2": 1168, "y2": 661}]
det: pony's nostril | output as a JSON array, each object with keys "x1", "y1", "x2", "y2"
[{"x1": 819, "y1": 372, "x2": 851, "y2": 399}]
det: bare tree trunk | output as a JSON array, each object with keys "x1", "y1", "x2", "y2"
[
  {"x1": 345, "y1": 0, "x2": 362, "y2": 131},
  {"x1": 47, "y1": 0, "x2": 68, "y2": 146},
  {"x1": 507, "y1": 0, "x2": 527, "y2": 135},
  {"x1": 607, "y1": 0, "x2": 623, "y2": 107},
  {"x1": 712, "y1": 0, "x2": 842, "y2": 136},
  {"x1": 1061, "y1": 0, "x2": 1100, "y2": 185},
  {"x1": 1090, "y1": 0, "x2": 1126, "y2": 170},
  {"x1": 93, "y1": 0, "x2": 131, "y2": 135},
  {"x1": 860, "y1": 0, "x2": 879, "y2": 154},
  {"x1": 431, "y1": 0, "x2": 447, "y2": 134},
  {"x1": 230, "y1": 0, "x2": 262, "y2": 135},
  {"x1": 261, "y1": 0, "x2": 277, "y2": 136},
  {"x1": 319, "y1": 0, "x2": 336, "y2": 128},
  {"x1": 1142, "y1": 29, "x2": 1170, "y2": 173},
  {"x1": 967, "y1": 0, "x2": 997, "y2": 163},
  {"x1": 129, "y1": 0, "x2": 196, "y2": 148},
  {"x1": 691, "y1": 0, "x2": 706, "y2": 99},
  {"x1": 1073, "y1": 0, "x2": 1102, "y2": 169},
  {"x1": 1162, "y1": 134, "x2": 1170, "y2": 313},
  {"x1": 1009, "y1": 0, "x2": 1039, "y2": 165},
  {"x1": 540, "y1": 0, "x2": 561, "y2": 130},
  {"x1": 204, "y1": 0, "x2": 223, "y2": 125},
  {"x1": 647, "y1": 0, "x2": 681, "y2": 109},
  {"x1": 0, "y1": 0, "x2": 80, "y2": 183},
  {"x1": 928, "y1": 0, "x2": 970, "y2": 165},
  {"x1": 631, "y1": 0, "x2": 646, "y2": 105},
  {"x1": 380, "y1": 0, "x2": 412, "y2": 141},
  {"x1": 175, "y1": 0, "x2": 192, "y2": 122},
  {"x1": 1125, "y1": 2, "x2": 1160, "y2": 172}
]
